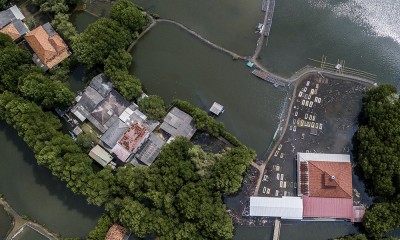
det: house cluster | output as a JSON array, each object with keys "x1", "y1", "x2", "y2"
[
  {"x1": 0, "y1": 5, "x2": 70, "y2": 70},
  {"x1": 250, "y1": 153, "x2": 365, "y2": 222},
  {"x1": 70, "y1": 74, "x2": 196, "y2": 168}
]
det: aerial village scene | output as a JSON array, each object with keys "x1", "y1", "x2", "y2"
[{"x1": 0, "y1": 0, "x2": 400, "y2": 240}]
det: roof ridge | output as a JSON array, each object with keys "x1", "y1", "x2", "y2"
[{"x1": 309, "y1": 161, "x2": 352, "y2": 198}]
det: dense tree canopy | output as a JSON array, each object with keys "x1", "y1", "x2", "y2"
[
  {"x1": 357, "y1": 84, "x2": 400, "y2": 196},
  {"x1": 138, "y1": 95, "x2": 167, "y2": 120},
  {"x1": 104, "y1": 49, "x2": 143, "y2": 100},
  {"x1": 51, "y1": 13, "x2": 78, "y2": 42},
  {"x1": 73, "y1": 18, "x2": 132, "y2": 68},
  {"x1": 110, "y1": 0, "x2": 148, "y2": 33}
]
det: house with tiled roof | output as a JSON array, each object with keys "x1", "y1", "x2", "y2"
[
  {"x1": 0, "y1": 5, "x2": 29, "y2": 41},
  {"x1": 111, "y1": 122, "x2": 150, "y2": 163},
  {"x1": 105, "y1": 224, "x2": 129, "y2": 240},
  {"x1": 297, "y1": 152, "x2": 363, "y2": 221},
  {"x1": 24, "y1": 22, "x2": 71, "y2": 70}
]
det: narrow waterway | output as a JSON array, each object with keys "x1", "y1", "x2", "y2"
[
  {"x1": 0, "y1": 122, "x2": 102, "y2": 238},
  {"x1": 129, "y1": 22, "x2": 285, "y2": 155}
]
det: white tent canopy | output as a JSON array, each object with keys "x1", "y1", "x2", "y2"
[{"x1": 250, "y1": 196, "x2": 303, "y2": 219}]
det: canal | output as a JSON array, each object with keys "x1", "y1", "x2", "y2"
[{"x1": 0, "y1": 122, "x2": 102, "y2": 238}]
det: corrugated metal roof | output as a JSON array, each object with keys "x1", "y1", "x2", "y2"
[
  {"x1": 250, "y1": 196, "x2": 303, "y2": 219},
  {"x1": 89, "y1": 145, "x2": 113, "y2": 167},
  {"x1": 9, "y1": 6, "x2": 24, "y2": 20},
  {"x1": 297, "y1": 152, "x2": 350, "y2": 163},
  {"x1": 302, "y1": 196, "x2": 353, "y2": 219}
]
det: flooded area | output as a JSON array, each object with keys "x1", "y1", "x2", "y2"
[
  {"x1": 129, "y1": 22, "x2": 285, "y2": 155},
  {"x1": 260, "y1": 0, "x2": 400, "y2": 84},
  {"x1": 0, "y1": 122, "x2": 102, "y2": 238},
  {"x1": 133, "y1": 0, "x2": 263, "y2": 55},
  {"x1": 258, "y1": 74, "x2": 371, "y2": 203},
  {"x1": 70, "y1": 11, "x2": 98, "y2": 33}
]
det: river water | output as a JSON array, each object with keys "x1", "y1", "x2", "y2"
[
  {"x1": 128, "y1": 0, "x2": 400, "y2": 239},
  {"x1": 0, "y1": 0, "x2": 398, "y2": 239},
  {"x1": 0, "y1": 122, "x2": 102, "y2": 238}
]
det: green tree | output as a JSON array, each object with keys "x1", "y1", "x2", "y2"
[
  {"x1": 107, "y1": 197, "x2": 155, "y2": 238},
  {"x1": 363, "y1": 203, "x2": 397, "y2": 238},
  {"x1": 138, "y1": 95, "x2": 167, "y2": 120},
  {"x1": 18, "y1": 72, "x2": 75, "y2": 109},
  {"x1": 110, "y1": 0, "x2": 148, "y2": 33},
  {"x1": 0, "y1": 32, "x2": 13, "y2": 47},
  {"x1": 52, "y1": 13, "x2": 78, "y2": 42},
  {"x1": 39, "y1": 0, "x2": 68, "y2": 14},
  {"x1": 73, "y1": 18, "x2": 132, "y2": 68},
  {"x1": 0, "y1": 0, "x2": 8, "y2": 10},
  {"x1": 87, "y1": 214, "x2": 113, "y2": 240},
  {"x1": 76, "y1": 132, "x2": 96, "y2": 152}
]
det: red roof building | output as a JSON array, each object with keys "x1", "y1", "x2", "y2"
[
  {"x1": 111, "y1": 122, "x2": 150, "y2": 162},
  {"x1": 296, "y1": 153, "x2": 360, "y2": 221},
  {"x1": 302, "y1": 196, "x2": 353, "y2": 219},
  {"x1": 105, "y1": 224, "x2": 128, "y2": 240},
  {"x1": 24, "y1": 22, "x2": 70, "y2": 70}
]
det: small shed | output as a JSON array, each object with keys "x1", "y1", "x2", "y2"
[
  {"x1": 89, "y1": 145, "x2": 113, "y2": 167},
  {"x1": 210, "y1": 102, "x2": 224, "y2": 116},
  {"x1": 72, "y1": 126, "x2": 83, "y2": 136}
]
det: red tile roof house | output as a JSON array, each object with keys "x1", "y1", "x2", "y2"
[
  {"x1": 24, "y1": 22, "x2": 71, "y2": 70},
  {"x1": 105, "y1": 224, "x2": 130, "y2": 240},
  {"x1": 297, "y1": 152, "x2": 365, "y2": 222},
  {"x1": 111, "y1": 122, "x2": 150, "y2": 163}
]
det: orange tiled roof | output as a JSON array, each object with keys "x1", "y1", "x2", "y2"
[
  {"x1": 24, "y1": 25, "x2": 70, "y2": 69},
  {"x1": 308, "y1": 161, "x2": 352, "y2": 198},
  {"x1": 0, "y1": 23, "x2": 20, "y2": 40},
  {"x1": 119, "y1": 122, "x2": 149, "y2": 152},
  {"x1": 105, "y1": 224, "x2": 127, "y2": 240}
]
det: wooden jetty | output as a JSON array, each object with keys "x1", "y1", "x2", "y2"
[
  {"x1": 252, "y1": 69, "x2": 286, "y2": 87},
  {"x1": 273, "y1": 218, "x2": 281, "y2": 240}
]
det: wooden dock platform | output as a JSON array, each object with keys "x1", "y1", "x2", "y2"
[
  {"x1": 273, "y1": 218, "x2": 281, "y2": 240},
  {"x1": 252, "y1": 69, "x2": 286, "y2": 87}
]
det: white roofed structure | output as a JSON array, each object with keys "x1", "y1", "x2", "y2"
[
  {"x1": 250, "y1": 196, "x2": 303, "y2": 219},
  {"x1": 297, "y1": 152, "x2": 350, "y2": 163}
]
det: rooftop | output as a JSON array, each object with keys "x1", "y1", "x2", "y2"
[
  {"x1": 160, "y1": 107, "x2": 196, "y2": 139},
  {"x1": 302, "y1": 196, "x2": 353, "y2": 220},
  {"x1": 308, "y1": 160, "x2": 352, "y2": 198},
  {"x1": 0, "y1": 6, "x2": 28, "y2": 40},
  {"x1": 250, "y1": 196, "x2": 303, "y2": 219},
  {"x1": 210, "y1": 102, "x2": 224, "y2": 115},
  {"x1": 88, "y1": 145, "x2": 113, "y2": 167},
  {"x1": 24, "y1": 22, "x2": 70, "y2": 69},
  {"x1": 71, "y1": 75, "x2": 131, "y2": 133},
  {"x1": 297, "y1": 152, "x2": 352, "y2": 198},
  {"x1": 136, "y1": 133, "x2": 166, "y2": 166},
  {"x1": 105, "y1": 224, "x2": 128, "y2": 240},
  {"x1": 111, "y1": 122, "x2": 150, "y2": 162},
  {"x1": 100, "y1": 119, "x2": 129, "y2": 149}
]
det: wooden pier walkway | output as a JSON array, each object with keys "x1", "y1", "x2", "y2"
[
  {"x1": 156, "y1": 19, "x2": 245, "y2": 60},
  {"x1": 273, "y1": 218, "x2": 281, "y2": 240},
  {"x1": 252, "y1": 69, "x2": 286, "y2": 87},
  {"x1": 253, "y1": 0, "x2": 276, "y2": 61}
]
